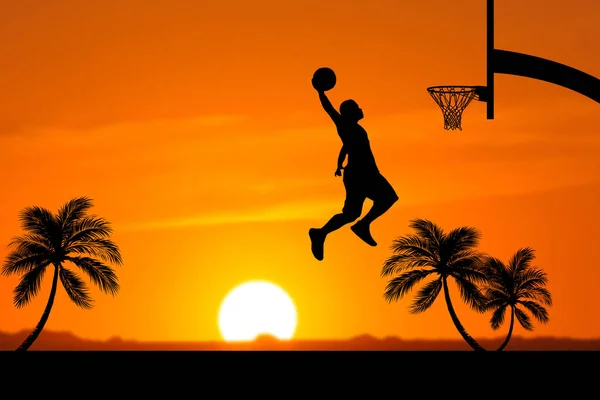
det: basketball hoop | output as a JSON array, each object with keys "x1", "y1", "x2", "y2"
[{"x1": 427, "y1": 86, "x2": 487, "y2": 130}]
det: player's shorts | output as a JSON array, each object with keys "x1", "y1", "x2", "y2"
[{"x1": 342, "y1": 167, "x2": 397, "y2": 215}]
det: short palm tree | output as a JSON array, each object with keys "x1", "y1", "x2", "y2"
[
  {"x1": 1, "y1": 197, "x2": 123, "y2": 352},
  {"x1": 381, "y1": 218, "x2": 489, "y2": 351},
  {"x1": 482, "y1": 247, "x2": 552, "y2": 351}
]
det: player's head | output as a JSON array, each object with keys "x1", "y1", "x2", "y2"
[{"x1": 340, "y1": 99, "x2": 364, "y2": 122}]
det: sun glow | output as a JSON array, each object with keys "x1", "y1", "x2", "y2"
[{"x1": 218, "y1": 280, "x2": 297, "y2": 342}]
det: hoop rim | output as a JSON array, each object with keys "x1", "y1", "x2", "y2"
[{"x1": 426, "y1": 85, "x2": 481, "y2": 93}]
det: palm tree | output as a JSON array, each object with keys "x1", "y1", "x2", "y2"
[
  {"x1": 381, "y1": 218, "x2": 489, "y2": 351},
  {"x1": 1, "y1": 197, "x2": 123, "y2": 352},
  {"x1": 482, "y1": 247, "x2": 552, "y2": 351}
]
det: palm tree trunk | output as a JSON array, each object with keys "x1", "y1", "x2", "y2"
[
  {"x1": 496, "y1": 306, "x2": 515, "y2": 351},
  {"x1": 16, "y1": 264, "x2": 60, "y2": 352},
  {"x1": 442, "y1": 276, "x2": 486, "y2": 351}
]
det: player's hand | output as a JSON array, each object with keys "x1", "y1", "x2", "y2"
[{"x1": 334, "y1": 167, "x2": 343, "y2": 177}]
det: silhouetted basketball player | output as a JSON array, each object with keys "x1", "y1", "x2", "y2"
[{"x1": 309, "y1": 89, "x2": 399, "y2": 261}]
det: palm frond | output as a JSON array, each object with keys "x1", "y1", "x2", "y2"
[
  {"x1": 482, "y1": 256, "x2": 515, "y2": 295},
  {"x1": 516, "y1": 268, "x2": 548, "y2": 292},
  {"x1": 490, "y1": 304, "x2": 508, "y2": 330},
  {"x1": 408, "y1": 219, "x2": 445, "y2": 252},
  {"x1": 57, "y1": 197, "x2": 94, "y2": 230},
  {"x1": 18, "y1": 206, "x2": 61, "y2": 245},
  {"x1": 518, "y1": 300, "x2": 550, "y2": 324},
  {"x1": 383, "y1": 269, "x2": 435, "y2": 303},
  {"x1": 450, "y1": 259, "x2": 489, "y2": 284},
  {"x1": 65, "y1": 238, "x2": 123, "y2": 266},
  {"x1": 449, "y1": 274, "x2": 487, "y2": 312},
  {"x1": 449, "y1": 250, "x2": 485, "y2": 266},
  {"x1": 65, "y1": 256, "x2": 120, "y2": 295},
  {"x1": 13, "y1": 265, "x2": 48, "y2": 308},
  {"x1": 483, "y1": 288, "x2": 510, "y2": 304},
  {"x1": 514, "y1": 306, "x2": 534, "y2": 330},
  {"x1": 409, "y1": 277, "x2": 442, "y2": 314},
  {"x1": 2, "y1": 251, "x2": 50, "y2": 277},
  {"x1": 381, "y1": 254, "x2": 436, "y2": 277},
  {"x1": 64, "y1": 215, "x2": 113, "y2": 246},
  {"x1": 486, "y1": 281, "x2": 510, "y2": 294},
  {"x1": 520, "y1": 286, "x2": 553, "y2": 306},
  {"x1": 482, "y1": 256, "x2": 508, "y2": 279},
  {"x1": 390, "y1": 235, "x2": 436, "y2": 259},
  {"x1": 59, "y1": 267, "x2": 93, "y2": 309},
  {"x1": 446, "y1": 226, "x2": 482, "y2": 254},
  {"x1": 7, "y1": 233, "x2": 52, "y2": 254},
  {"x1": 484, "y1": 296, "x2": 509, "y2": 311},
  {"x1": 509, "y1": 247, "x2": 535, "y2": 276}
]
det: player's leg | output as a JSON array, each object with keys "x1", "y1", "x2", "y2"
[
  {"x1": 321, "y1": 200, "x2": 363, "y2": 234},
  {"x1": 309, "y1": 187, "x2": 364, "y2": 261},
  {"x1": 351, "y1": 174, "x2": 398, "y2": 246},
  {"x1": 361, "y1": 174, "x2": 398, "y2": 225}
]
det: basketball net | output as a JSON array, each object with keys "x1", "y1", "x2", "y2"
[{"x1": 427, "y1": 86, "x2": 478, "y2": 130}]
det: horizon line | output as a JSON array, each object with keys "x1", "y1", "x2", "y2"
[{"x1": 3, "y1": 329, "x2": 600, "y2": 344}]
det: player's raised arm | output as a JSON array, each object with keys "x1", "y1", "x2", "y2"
[{"x1": 317, "y1": 90, "x2": 341, "y2": 123}]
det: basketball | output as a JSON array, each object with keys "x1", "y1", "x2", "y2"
[{"x1": 311, "y1": 67, "x2": 336, "y2": 91}]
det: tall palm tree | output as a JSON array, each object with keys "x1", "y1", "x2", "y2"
[
  {"x1": 482, "y1": 247, "x2": 552, "y2": 351},
  {"x1": 1, "y1": 197, "x2": 123, "y2": 352},
  {"x1": 381, "y1": 218, "x2": 489, "y2": 351}
]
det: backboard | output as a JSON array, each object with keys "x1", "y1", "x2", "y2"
[
  {"x1": 427, "y1": 0, "x2": 600, "y2": 129},
  {"x1": 486, "y1": 0, "x2": 494, "y2": 119},
  {"x1": 426, "y1": 0, "x2": 495, "y2": 130}
]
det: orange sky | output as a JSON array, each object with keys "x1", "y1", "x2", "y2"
[{"x1": 1, "y1": 0, "x2": 600, "y2": 343}]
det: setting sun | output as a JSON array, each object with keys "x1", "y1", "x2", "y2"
[{"x1": 218, "y1": 280, "x2": 297, "y2": 342}]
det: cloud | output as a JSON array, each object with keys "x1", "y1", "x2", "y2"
[
  {"x1": 0, "y1": 113, "x2": 248, "y2": 138},
  {"x1": 114, "y1": 199, "x2": 340, "y2": 232}
]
